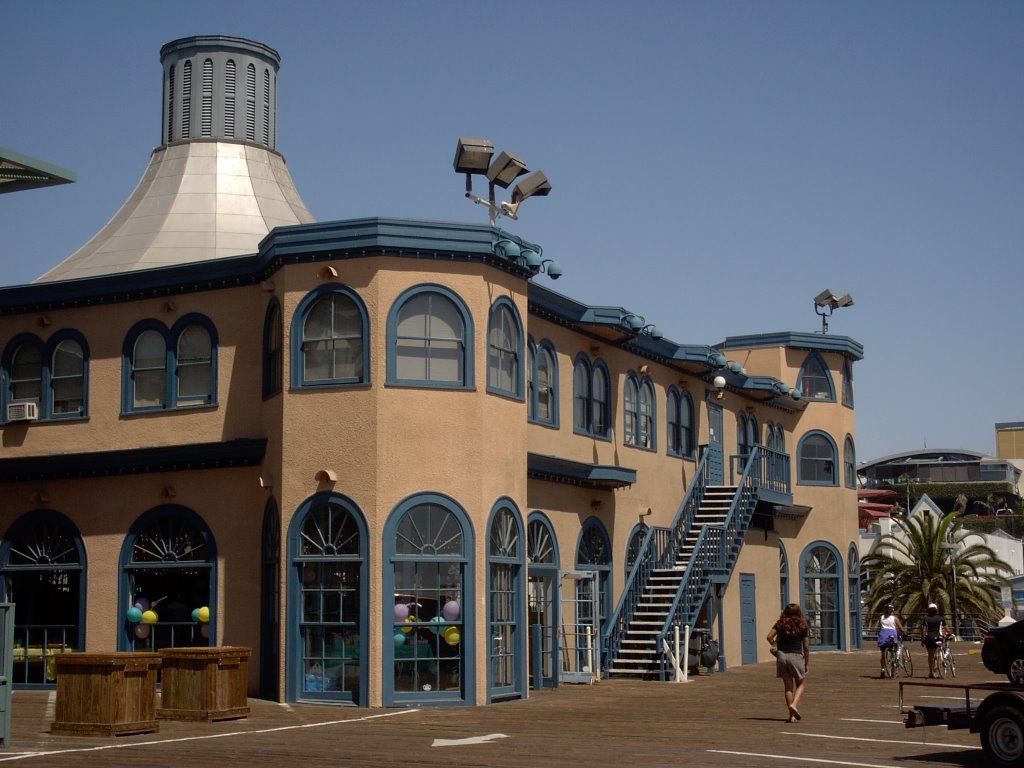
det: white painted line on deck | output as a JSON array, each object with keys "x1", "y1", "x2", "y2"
[
  {"x1": 840, "y1": 718, "x2": 902, "y2": 724},
  {"x1": 0, "y1": 708, "x2": 420, "y2": 763},
  {"x1": 432, "y1": 733, "x2": 509, "y2": 747},
  {"x1": 781, "y1": 731, "x2": 980, "y2": 750},
  {"x1": 709, "y1": 750, "x2": 898, "y2": 767}
]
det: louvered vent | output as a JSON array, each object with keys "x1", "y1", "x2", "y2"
[
  {"x1": 166, "y1": 65, "x2": 175, "y2": 143},
  {"x1": 245, "y1": 63, "x2": 256, "y2": 141},
  {"x1": 201, "y1": 59, "x2": 213, "y2": 136},
  {"x1": 224, "y1": 60, "x2": 236, "y2": 139},
  {"x1": 262, "y1": 69, "x2": 270, "y2": 145},
  {"x1": 181, "y1": 60, "x2": 192, "y2": 139}
]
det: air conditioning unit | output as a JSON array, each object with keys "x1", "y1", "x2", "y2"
[{"x1": 6, "y1": 402, "x2": 39, "y2": 422}]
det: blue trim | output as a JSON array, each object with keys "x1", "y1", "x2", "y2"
[
  {"x1": 118, "y1": 505, "x2": 218, "y2": 652},
  {"x1": 718, "y1": 331, "x2": 864, "y2": 361},
  {"x1": 798, "y1": 541, "x2": 845, "y2": 651},
  {"x1": 527, "y1": 338, "x2": 560, "y2": 428},
  {"x1": 575, "y1": 517, "x2": 613, "y2": 636},
  {"x1": 289, "y1": 284, "x2": 370, "y2": 390},
  {"x1": 779, "y1": 544, "x2": 790, "y2": 610},
  {"x1": 623, "y1": 373, "x2": 657, "y2": 452},
  {"x1": 796, "y1": 430, "x2": 839, "y2": 486},
  {"x1": 591, "y1": 359, "x2": 612, "y2": 439},
  {"x1": 525, "y1": 512, "x2": 559, "y2": 689},
  {"x1": 1, "y1": 330, "x2": 90, "y2": 423},
  {"x1": 386, "y1": 284, "x2": 475, "y2": 389},
  {"x1": 284, "y1": 491, "x2": 368, "y2": 706},
  {"x1": 486, "y1": 499, "x2": 526, "y2": 703},
  {"x1": 796, "y1": 351, "x2": 835, "y2": 403},
  {"x1": 382, "y1": 492, "x2": 476, "y2": 707},
  {"x1": 843, "y1": 434, "x2": 857, "y2": 489},
  {"x1": 121, "y1": 314, "x2": 219, "y2": 413},
  {"x1": 847, "y1": 543, "x2": 862, "y2": 650},
  {"x1": 485, "y1": 297, "x2": 524, "y2": 400},
  {"x1": 262, "y1": 298, "x2": 283, "y2": 399},
  {"x1": 842, "y1": 359, "x2": 854, "y2": 408},
  {"x1": 527, "y1": 512, "x2": 560, "y2": 568}
]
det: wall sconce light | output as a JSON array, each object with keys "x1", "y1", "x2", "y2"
[
  {"x1": 813, "y1": 288, "x2": 854, "y2": 334},
  {"x1": 591, "y1": 500, "x2": 602, "y2": 512},
  {"x1": 712, "y1": 374, "x2": 727, "y2": 400},
  {"x1": 259, "y1": 474, "x2": 274, "y2": 489},
  {"x1": 30, "y1": 489, "x2": 49, "y2": 505},
  {"x1": 161, "y1": 483, "x2": 176, "y2": 499},
  {"x1": 639, "y1": 364, "x2": 650, "y2": 375},
  {"x1": 455, "y1": 137, "x2": 552, "y2": 225},
  {"x1": 261, "y1": 280, "x2": 275, "y2": 292},
  {"x1": 319, "y1": 265, "x2": 339, "y2": 280},
  {"x1": 315, "y1": 469, "x2": 338, "y2": 483},
  {"x1": 163, "y1": 301, "x2": 177, "y2": 313},
  {"x1": 35, "y1": 315, "x2": 51, "y2": 327}
]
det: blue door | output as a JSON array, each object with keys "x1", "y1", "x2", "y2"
[
  {"x1": 707, "y1": 401, "x2": 724, "y2": 485},
  {"x1": 740, "y1": 573, "x2": 757, "y2": 664}
]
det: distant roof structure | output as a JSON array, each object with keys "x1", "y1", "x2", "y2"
[{"x1": 0, "y1": 147, "x2": 75, "y2": 194}]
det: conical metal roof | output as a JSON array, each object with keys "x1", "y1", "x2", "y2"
[{"x1": 36, "y1": 35, "x2": 314, "y2": 283}]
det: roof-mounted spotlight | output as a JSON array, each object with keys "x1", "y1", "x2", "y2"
[
  {"x1": 621, "y1": 313, "x2": 662, "y2": 339},
  {"x1": 455, "y1": 137, "x2": 552, "y2": 225},
  {"x1": 813, "y1": 288, "x2": 854, "y2": 334},
  {"x1": 539, "y1": 259, "x2": 563, "y2": 279}
]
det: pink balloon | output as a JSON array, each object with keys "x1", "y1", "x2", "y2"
[
  {"x1": 134, "y1": 623, "x2": 151, "y2": 639},
  {"x1": 442, "y1": 600, "x2": 460, "y2": 621},
  {"x1": 200, "y1": 624, "x2": 210, "y2": 639},
  {"x1": 394, "y1": 603, "x2": 410, "y2": 621}
]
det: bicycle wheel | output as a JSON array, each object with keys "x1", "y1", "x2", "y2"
[
  {"x1": 937, "y1": 648, "x2": 947, "y2": 679},
  {"x1": 883, "y1": 646, "x2": 896, "y2": 678},
  {"x1": 945, "y1": 648, "x2": 957, "y2": 678},
  {"x1": 900, "y1": 645, "x2": 914, "y2": 677}
]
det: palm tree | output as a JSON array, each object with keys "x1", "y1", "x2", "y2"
[{"x1": 861, "y1": 509, "x2": 1013, "y2": 631}]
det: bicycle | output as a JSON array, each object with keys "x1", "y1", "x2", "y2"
[
  {"x1": 937, "y1": 634, "x2": 956, "y2": 679},
  {"x1": 882, "y1": 635, "x2": 913, "y2": 678}
]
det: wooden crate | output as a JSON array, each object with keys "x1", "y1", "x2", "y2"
[
  {"x1": 158, "y1": 646, "x2": 251, "y2": 721},
  {"x1": 50, "y1": 653, "x2": 161, "y2": 736}
]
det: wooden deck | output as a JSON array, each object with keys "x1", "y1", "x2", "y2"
[{"x1": 4, "y1": 646, "x2": 998, "y2": 767}]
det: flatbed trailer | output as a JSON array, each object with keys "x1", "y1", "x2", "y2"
[{"x1": 901, "y1": 679, "x2": 1024, "y2": 766}]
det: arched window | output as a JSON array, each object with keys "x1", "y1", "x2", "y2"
[
  {"x1": 527, "y1": 514, "x2": 558, "y2": 688},
  {"x1": 797, "y1": 352, "x2": 834, "y2": 401},
  {"x1": 842, "y1": 360, "x2": 854, "y2": 408},
  {"x1": 120, "y1": 506, "x2": 216, "y2": 652},
  {"x1": 488, "y1": 501, "x2": 524, "y2": 701},
  {"x1": 737, "y1": 412, "x2": 758, "y2": 464},
  {"x1": 800, "y1": 542, "x2": 843, "y2": 650},
  {"x1": 123, "y1": 316, "x2": 218, "y2": 412},
  {"x1": 575, "y1": 518, "x2": 612, "y2": 635},
  {"x1": 487, "y1": 299, "x2": 523, "y2": 398},
  {"x1": 625, "y1": 524, "x2": 648, "y2": 576},
  {"x1": 528, "y1": 339, "x2": 558, "y2": 426},
  {"x1": 797, "y1": 431, "x2": 838, "y2": 486},
  {"x1": 844, "y1": 435, "x2": 857, "y2": 489},
  {"x1": 292, "y1": 286, "x2": 369, "y2": 388},
  {"x1": 572, "y1": 355, "x2": 610, "y2": 439},
  {"x1": 779, "y1": 544, "x2": 789, "y2": 610},
  {"x1": 263, "y1": 299, "x2": 283, "y2": 397},
  {"x1": 181, "y1": 60, "x2": 192, "y2": 138},
  {"x1": 624, "y1": 377, "x2": 638, "y2": 446},
  {"x1": 625, "y1": 376, "x2": 655, "y2": 450},
  {"x1": 667, "y1": 388, "x2": 694, "y2": 458},
  {"x1": 287, "y1": 493, "x2": 366, "y2": 704},
  {"x1": 847, "y1": 543, "x2": 861, "y2": 650},
  {"x1": 1, "y1": 511, "x2": 86, "y2": 686},
  {"x1": 2, "y1": 332, "x2": 88, "y2": 422},
  {"x1": 384, "y1": 494, "x2": 474, "y2": 705},
  {"x1": 387, "y1": 286, "x2": 473, "y2": 388}
]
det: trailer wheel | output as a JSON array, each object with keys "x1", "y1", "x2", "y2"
[
  {"x1": 1009, "y1": 659, "x2": 1024, "y2": 687},
  {"x1": 981, "y1": 705, "x2": 1024, "y2": 767}
]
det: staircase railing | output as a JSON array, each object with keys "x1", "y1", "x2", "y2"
[
  {"x1": 603, "y1": 451, "x2": 711, "y2": 668},
  {"x1": 655, "y1": 447, "x2": 763, "y2": 678}
]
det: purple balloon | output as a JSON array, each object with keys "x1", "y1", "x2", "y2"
[
  {"x1": 134, "y1": 597, "x2": 150, "y2": 611},
  {"x1": 394, "y1": 603, "x2": 410, "y2": 622},
  {"x1": 134, "y1": 623, "x2": 151, "y2": 639},
  {"x1": 442, "y1": 600, "x2": 460, "y2": 621}
]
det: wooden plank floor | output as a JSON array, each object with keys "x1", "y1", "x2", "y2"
[{"x1": 4, "y1": 645, "x2": 999, "y2": 767}]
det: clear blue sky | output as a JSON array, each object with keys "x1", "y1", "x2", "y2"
[{"x1": 3, "y1": 0, "x2": 1022, "y2": 462}]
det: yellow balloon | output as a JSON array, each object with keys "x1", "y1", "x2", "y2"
[
  {"x1": 402, "y1": 616, "x2": 417, "y2": 634},
  {"x1": 141, "y1": 609, "x2": 158, "y2": 624},
  {"x1": 197, "y1": 606, "x2": 210, "y2": 623},
  {"x1": 443, "y1": 626, "x2": 461, "y2": 646}
]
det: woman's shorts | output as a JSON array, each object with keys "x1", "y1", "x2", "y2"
[{"x1": 877, "y1": 628, "x2": 898, "y2": 648}]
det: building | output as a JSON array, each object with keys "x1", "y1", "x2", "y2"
[
  {"x1": 0, "y1": 36, "x2": 864, "y2": 707},
  {"x1": 996, "y1": 422, "x2": 1024, "y2": 496}
]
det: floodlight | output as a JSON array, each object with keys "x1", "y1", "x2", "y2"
[
  {"x1": 512, "y1": 170, "x2": 551, "y2": 203},
  {"x1": 453, "y1": 138, "x2": 494, "y2": 175},
  {"x1": 487, "y1": 151, "x2": 529, "y2": 188}
]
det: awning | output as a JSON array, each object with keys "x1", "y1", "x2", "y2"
[{"x1": 527, "y1": 453, "x2": 637, "y2": 489}]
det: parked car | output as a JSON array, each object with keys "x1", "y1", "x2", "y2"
[{"x1": 982, "y1": 619, "x2": 1024, "y2": 685}]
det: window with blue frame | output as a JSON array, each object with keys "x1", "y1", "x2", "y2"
[
  {"x1": 737, "y1": 412, "x2": 758, "y2": 464},
  {"x1": 625, "y1": 524, "x2": 648, "y2": 576},
  {"x1": 847, "y1": 543, "x2": 861, "y2": 650},
  {"x1": 487, "y1": 300, "x2": 523, "y2": 398},
  {"x1": 123, "y1": 316, "x2": 217, "y2": 412},
  {"x1": 572, "y1": 355, "x2": 610, "y2": 439},
  {"x1": 624, "y1": 374, "x2": 655, "y2": 449},
  {"x1": 262, "y1": 299, "x2": 283, "y2": 397},
  {"x1": 488, "y1": 502, "x2": 524, "y2": 700},
  {"x1": 2, "y1": 331, "x2": 88, "y2": 422},
  {"x1": 844, "y1": 435, "x2": 857, "y2": 489},
  {"x1": 292, "y1": 286, "x2": 368, "y2": 388},
  {"x1": 842, "y1": 359, "x2": 854, "y2": 408},
  {"x1": 388, "y1": 285, "x2": 473, "y2": 388},
  {"x1": 575, "y1": 518, "x2": 612, "y2": 634},
  {"x1": 779, "y1": 544, "x2": 790, "y2": 610},
  {"x1": 528, "y1": 339, "x2": 559, "y2": 426},
  {"x1": 527, "y1": 514, "x2": 558, "y2": 688},
  {"x1": 667, "y1": 387, "x2": 694, "y2": 458},
  {"x1": 797, "y1": 352, "x2": 834, "y2": 401},
  {"x1": 797, "y1": 431, "x2": 838, "y2": 485},
  {"x1": 800, "y1": 543, "x2": 843, "y2": 650}
]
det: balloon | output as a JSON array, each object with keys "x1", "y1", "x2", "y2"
[
  {"x1": 443, "y1": 626, "x2": 461, "y2": 646},
  {"x1": 429, "y1": 615, "x2": 445, "y2": 634},
  {"x1": 402, "y1": 616, "x2": 416, "y2": 634},
  {"x1": 126, "y1": 607, "x2": 143, "y2": 623},
  {"x1": 442, "y1": 600, "x2": 460, "y2": 621},
  {"x1": 200, "y1": 624, "x2": 209, "y2": 638},
  {"x1": 191, "y1": 608, "x2": 201, "y2": 622},
  {"x1": 134, "y1": 623, "x2": 151, "y2": 639},
  {"x1": 141, "y1": 610, "x2": 158, "y2": 624},
  {"x1": 134, "y1": 597, "x2": 150, "y2": 611},
  {"x1": 394, "y1": 603, "x2": 409, "y2": 622},
  {"x1": 197, "y1": 606, "x2": 210, "y2": 623},
  {"x1": 394, "y1": 631, "x2": 406, "y2": 647}
]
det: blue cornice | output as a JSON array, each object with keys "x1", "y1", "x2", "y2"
[
  {"x1": 0, "y1": 438, "x2": 267, "y2": 482},
  {"x1": 527, "y1": 452, "x2": 636, "y2": 489},
  {"x1": 718, "y1": 332, "x2": 864, "y2": 361}
]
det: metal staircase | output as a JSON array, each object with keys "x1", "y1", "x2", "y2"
[{"x1": 604, "y1": 449, "x2": 763, "y2": 679}]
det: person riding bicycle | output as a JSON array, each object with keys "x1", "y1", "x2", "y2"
[
  {"x1": 877, "y1": 603, "x2": 905, "y2": 678},
  {"x1": 921, "y1": 602, "x2": 949, "y2": 678}
]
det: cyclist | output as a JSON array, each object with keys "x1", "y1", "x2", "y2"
[
  {"x1": 921, "y1": 602, "x2": 949, "y2": 678},
  {"x1": 877, "y1": 603, "x2": 905, "y2": 678}
]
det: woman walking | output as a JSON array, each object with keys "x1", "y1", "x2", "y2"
[{"x1": 766, "y1": 603, "x2": 810, "y2": 723}]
